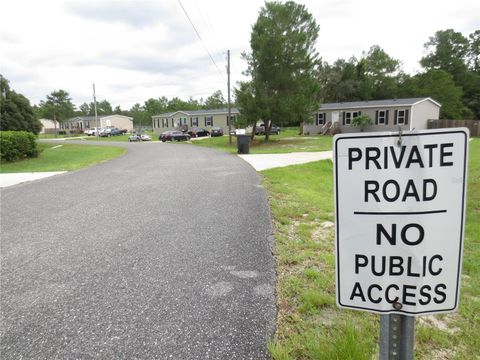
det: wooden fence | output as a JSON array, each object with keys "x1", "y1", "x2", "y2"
[{"x1": 427, "y1": 119, "x2": 480, "y2": 137}]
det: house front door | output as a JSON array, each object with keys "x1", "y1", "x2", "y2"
[{"x1": 332, "y1": 111, "x2": 339, "y2": 124}]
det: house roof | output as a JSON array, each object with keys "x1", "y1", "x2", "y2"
[
  {"x1": 153, "y1": 108, "x2": 240, "y2": 118},
  {"x1": 66, "y1": 114, "x2": 133, "y2": 122},
  {"x1": 319, "y1": 97, "x2": 441, "y2": 110}
]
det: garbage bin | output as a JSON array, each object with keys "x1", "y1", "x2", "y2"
[{"x1": 236, "y1": 134, "x2": 251, "y2": 154}]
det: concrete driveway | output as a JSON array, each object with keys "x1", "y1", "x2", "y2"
[
  {"x1": 0, "y1": 141, "x2": 276, "y2": 359},
  {"x1": 239, "y1": 151, "x2": 333, "y2": 171}
]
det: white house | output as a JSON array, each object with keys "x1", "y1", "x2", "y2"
[
  {"x1": 63, "y1": 114, "x2": 134, "y2": 132},
  {"x1": 304, "y1": 97, "x2": 441, "y2": 135},
  {"x1": 39, "y1": 119, "x2": 58, "y2": 134}
]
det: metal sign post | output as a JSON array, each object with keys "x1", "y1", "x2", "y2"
[{"x1": 380, "y1": 314, "x2": 414, "y2": 360}]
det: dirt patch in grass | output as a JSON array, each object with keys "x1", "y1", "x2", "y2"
[{"x1": 418, "y1": 315, "x2": 460, "y2": 334}]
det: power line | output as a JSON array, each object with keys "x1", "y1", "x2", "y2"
[
  {"x1": 192, "y1": 0, "x2": 214, "y2": 35},
  {"x1": 177, "y1": 0, "x2": 225, "y2": 80}
]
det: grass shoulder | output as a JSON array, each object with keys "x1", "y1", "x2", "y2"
[
  {"x1": 262, "y1": 139, "x2": 479, "y2": 359},
  {"x1": 0, "y1": 143, "x2": 126, "y2": 173}
]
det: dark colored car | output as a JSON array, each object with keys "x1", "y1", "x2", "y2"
[
  {"x1": 159, "y1": 130, "x2": 191, "y2": 142},
  {"x1": 255, "y1": 124, "x2": 281, "y2": 135},
  {"x1": 188, "y1": 127, "x2": 210, "y2": 138},
  {"x1": 210, "y1": 127, "x2": 224, "y2": 137},
  {"x1": 159, "y1": 131, "x2": 172, "y2": 142},
  {"x1": 110, "y1": 128, "x2": 122, "y2": 136}
]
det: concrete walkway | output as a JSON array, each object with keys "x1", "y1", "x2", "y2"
[
  {"x1": 238, "y1": 151, "x2": 333, "y2": 171},
  {"x1": 0, "y1": 172, "x2": 66, "y2": 188}
]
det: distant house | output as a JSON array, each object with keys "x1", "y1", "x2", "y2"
[
  {"x1": 304, "y1": 97, "x2": 441, "y2": 135},
  {"x1": 62, "y1": 114, "x2": 134, "y2": 132},
  {"x1": 152, "y1": 108, "x2": 239, "y2": 135},
  {"x1": 39, "y1": 119, "x2": 58, "y2": 134}
]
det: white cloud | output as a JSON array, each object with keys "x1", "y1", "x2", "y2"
[{"x1": 1, "y1": 0, "x2": 478, "y2": 110}]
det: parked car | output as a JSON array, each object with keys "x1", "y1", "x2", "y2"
[
  {"x1": 159, "y1": 131, "x2": 172, "y2": 142},
  {"x1": 255, "y1": 124, "x2": 281, "y2": 135},
  {"x1": 210, "y1": 127, "x2": 224, "y2": 137},
  {"x1": 128, "y1": 134, "x2": 141, "y2": 142},
  {"x1": 110, "y1": 128, "x2": 122, "y2": 136},
  {"x1": 140, "y1": 134, "x2": 151, "y2": 141},
  {"x1": 159, "y1": 130, "x2": 191, "y2": 142},
  {"x1": 99, "y1": 128, "x2": 112, "y2": 137},
  {"x1": 188, "y1": 127, "x2": 210, "y2": 138},
  {"x1": 84, "y1": 127, "x2": 102, "y2": 136}
]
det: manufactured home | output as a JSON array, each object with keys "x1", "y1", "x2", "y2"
[
  {"x1": 62, "y1": 115, "x2": 134, "y2": 132},
  {"x1": 304, "y1": 98, "x2": 441, "y2": 135},
  {"x1": 152, "y1": 108, "x2": 239, "y2": 135}
]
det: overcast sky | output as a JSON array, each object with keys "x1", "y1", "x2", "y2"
[{"x1": 1, "y1": 0, "x2": 478, "y2": 110}]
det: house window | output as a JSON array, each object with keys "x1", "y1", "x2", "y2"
[
  {"x1": 316, "y1": 112, "x2": 326, "y2": 126},
  {"x1": 345, "y1": 112, "x2": 351, "y2": 125},
  {"x1": 342, "y1": 111, "x2": 361, "y2": 125},
  {"x1": 394, "y1": 109, "x2": 409, "y2": 125},
  {"x1": 378, "y1": 111, "x2": 386, "y2": 124},
  {"x1": 376, "y1": 110, "x2": 389, "y2": 125},
  {"x1": 205, "y1": 116, "x2": 213, "y2": 126},
  {"x1": 227, "y1": 115, "x2": 236, "y2": 126},
  {"x1": 182, "y1": 117, "x2": 187, "y2": 125},
  {"x1": 190, "y1": 117, "x2": 198, "y2": 126}
]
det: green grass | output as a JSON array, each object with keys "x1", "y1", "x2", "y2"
[
  {"x1": 188, "y1": 127, "x2": 332, "y2": 154},
  {"x1": 262, "y1": 139, "x2": 479, "y2": 359},
  {"x1": 0, "y1": 143, "x2": 126, "y2": 173},
  {"x1": 37, "y1": 133, "x2": 85, "y2": 139}
]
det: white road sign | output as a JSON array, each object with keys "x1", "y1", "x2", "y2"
[{"x1": 334, "y1": 128, "x2": 469, "y2": 315}]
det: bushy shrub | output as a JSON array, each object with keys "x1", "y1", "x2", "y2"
[
  {"x1": 0, "y1": 131, "x2": 38, "y2": 162},
  {"x1": 351, "y1": 114, "x2": 372, "y2": 131}
]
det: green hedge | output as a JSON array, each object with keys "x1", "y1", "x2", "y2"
[{"x1": 0, "y1": 131, "x2": 38, "y2": 162}]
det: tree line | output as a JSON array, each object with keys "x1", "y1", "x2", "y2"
[
  {"x1": 317, "y1": 29, "x2": 479, "y2": 120},
  {"x1": 0, "y1": 80, "x2": 229, "y2": 134}
]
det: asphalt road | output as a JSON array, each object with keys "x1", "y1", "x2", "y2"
[{"x1": 0, "y1": 141, "x2": 276, "y2": 359}]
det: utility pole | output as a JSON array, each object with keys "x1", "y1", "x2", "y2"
[
  {"x1": 227, "y1": 49, "x2": 232, "y2": 145},
  {"x1": 93, "y1": 84, "x2": 99, "y2": 138},
  {"x1": 53, "y1": 104, "x2": 57, "y2": 137}
]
